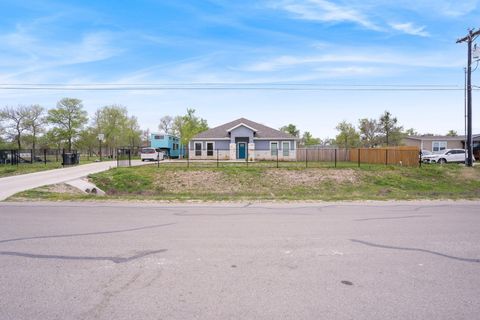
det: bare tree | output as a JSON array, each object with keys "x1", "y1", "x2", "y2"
[
  {"x1": 158, "y1": 115, "x2": 173, "y2": 134},
  {"x1": 0, "y1": 105, "x2": 30, "y2": 149}
]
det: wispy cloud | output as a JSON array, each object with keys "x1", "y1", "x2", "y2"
[
  {"x1": 389, "y1": 22, "x2": 429, "y2": 37},
  {"x1": 271, "y1": 0, "x2": 381, "y2": 31}
]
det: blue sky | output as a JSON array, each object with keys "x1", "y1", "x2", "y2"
[{"x1": 0, "y1": 0, "x2": 479, "y2": 138}]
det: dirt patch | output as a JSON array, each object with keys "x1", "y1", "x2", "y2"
[
  {"x1": 38, "y1": 183, "x2": 84, "y2": 194},
  {"x1": 458, "y1": 167, "x2": 480, "y2": 180},
  {"x1": 154, "y1": 170, "x2": 239, "y2": 194},
  {"x1": 263, "y1": 169, "x2": 357, "y2": 186}
]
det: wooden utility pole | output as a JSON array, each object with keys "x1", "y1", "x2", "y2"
[{"x1": 457, "y1": 29, "x2": 480, "y2": 166}]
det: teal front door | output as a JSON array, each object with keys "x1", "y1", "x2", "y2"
[{"x1": 238, "y1": 143, "x2": 246, "y2": 159}]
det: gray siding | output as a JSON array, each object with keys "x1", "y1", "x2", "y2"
[
  {"x1": 230, "y1": 126, "x2": 254, "y2": 143},
  {"x1": 189, "y1": 140, "x2": 230, "y2": 150},
  {"x1": 255, "y1": 140, "x2": 296, "y2": 150}
]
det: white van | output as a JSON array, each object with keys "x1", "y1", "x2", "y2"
[{"x1": 140, "y1": 148, "x2": 165, "y2": 161}]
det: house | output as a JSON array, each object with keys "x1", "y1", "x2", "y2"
[
  {"x1": 403, "y1": 134, "x2": 480, "y2": 156},
  {"x1": 189, "y1": 118, "x2": 298, "y2": 161},
  {"x1": 150, "y1": 133, "x2": 181, "y2": 158}
]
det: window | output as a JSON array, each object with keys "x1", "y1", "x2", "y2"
[
  {"x1": 154, "y1": 135, "x2": 164, "y2": 140},
  {"x1": 195, "y1": 142, "x2": 202, "y2": 156},
  {"x1": 432, "y1": 141, "x2": 447, "y2": 152},
  {"x1": 206, "y1": 142, "x2": 214, "y2": 156},
  {"x1": 282, "y1": 142, "x2": 290, "y2": 156},
  {"x1": 173, "y1": 143, "x2": 178, "y2": 150},
  {"x1": 271, "y1": 142, "x2": 278, "y2": 156}
]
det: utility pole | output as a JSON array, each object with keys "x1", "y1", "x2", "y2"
[{"x1": 457, "y1": 29, "x2": 480, "y2": 167}]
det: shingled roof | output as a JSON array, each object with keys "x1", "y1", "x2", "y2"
[{"x1": 192, "y1": 118, "x2": 297, "y2": 140}]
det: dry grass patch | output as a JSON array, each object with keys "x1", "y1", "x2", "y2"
[{"x1": 263, "y1": 168, "x2": 358, "y2": 186}]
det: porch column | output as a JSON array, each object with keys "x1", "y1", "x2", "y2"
[
  {"x1": 229, "y1": 143, "x2": 236, "y2": 160},
  {"x1": 248, "y1": 143, "x2": 255, "y2": 161}
]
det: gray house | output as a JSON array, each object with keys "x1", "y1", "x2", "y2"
[{"x1": 189, "y1": 118, "x2": 298, "y2": 161}]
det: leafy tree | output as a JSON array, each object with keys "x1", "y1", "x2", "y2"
[
  {"x1": 93, "y1": 105, "x2": 141, "y2": 156},
  {"x1": 158, "y1": 115, "x2": 174, "y2": 134},
  {"x1": 404, "y1": 128, "x2": 418, "y2": 136},
  {"x1": 335, "y1": 121, "x2": 360, "y2": 149},
  {"x1": 358, "y1": 118, "x2": 379, "y2": 147},
  {"x1": 280, "y1": 124, "x2": 300, "y2": 138},
  {"x1": 23, "y1": 104, "x2": 46, "y2": 152},
  {"x1": 47, "y1": 98, "x2": 88, "y2": 151},
  {"x1": 172, "y1": 108, "x2": 208, "y2": 146},
  {"x1": 446, "y1": 130, "x2": 458, "y2": 137},
  {"x1": 0, "y1": 105, "x2": 30, "y2": 149},
  {"x1": 378, "y1": 111, "x2": 403, "y2": 146},
  {"x1": 301, "y1": 131, "x2": 320, "y2": 146}
]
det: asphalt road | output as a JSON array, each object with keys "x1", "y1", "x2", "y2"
[
  {"x1": 0, "y1": 201, "x2": 479, "y2": 320},
  {"x1": 0, "y1": 160, "x2": 147, "y2": 200}
]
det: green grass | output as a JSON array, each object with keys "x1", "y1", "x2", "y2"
[
  {"x1": 8, "y1": 162, "x2": 480, "y2": 201},
  {"x1": 0, "y1": 159, "x2": 96, "y2": 178}
]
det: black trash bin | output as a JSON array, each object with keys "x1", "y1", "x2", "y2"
[{"x1": 62, "y1": 153, "x2": 79, "y2": 165}]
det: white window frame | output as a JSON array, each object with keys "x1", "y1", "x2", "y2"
[
  {"x1": 206, "y1": 141, "x2": 215, "y2": 156},
  {"x1": 270, "y1": 141, "x2": 279, "y2": 156},
  {"x1": 282, "y1": 141, "x2": 290, "y2": 156},
  {"x1": 194, "y1": 141, "x2": 202, "y2": 156},
  {"x1": 432, "y1": 141, "x2": 447, "y2": 152}
]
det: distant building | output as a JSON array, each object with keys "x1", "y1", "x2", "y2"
[
  {"x1": 403, "y1": 134, "x2": 480, "y2": 158},
  {"x1": 150, "y1": 133, "x2": 181, "y2": 158}
]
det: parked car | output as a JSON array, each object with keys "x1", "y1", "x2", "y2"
[
  {"x1": 140, "y1": 148, "x2": 165, "y2": 161},
  {"x1": 423, "y1": 149, "x2": 474, "y2": 164}
]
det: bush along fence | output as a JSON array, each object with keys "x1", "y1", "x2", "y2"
[{"x1": 0, "y1": 149, "x2": 80, "y2": 166}]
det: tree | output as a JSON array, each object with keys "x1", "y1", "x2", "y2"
[
  {"x1": 358, "y1": 118, "x2": 379, "y2": 148},
  {"x1": 47, "y1": 98, "x2": 88, "y2": 151},
  {"x1": 404, "y1": 128, "x2": 418, "y2": 136},
  {"x1": 301, "y1": 131, "x2": 320, "y2": 146},
  {"x1": 23, "y1": 104, "x2": 46, "y2": 152},
  {"x1": 93, "y1": 105, "x2": 138, "y2": 156},
  {"x1": 280, "y1": 124, "x2": 300, "y2": 138},
  {"x1": 446, "y1": 130, "x2": 458, "y2": 137},
  {"x1": 378, "y1": 111, "x2": 403, "y2": 146},
  {"x1": 158, "y1": 115, "x2": 173, "y2": 134},
  {"x1": 0, "y1": 105, "x2": 30, "y2": 149},
  {"x1": 335, "y1": 121, "x2": 360, "y2": 149},
  {"x1": 172, "y1": 108, "x2": 208, "y2": 146}
]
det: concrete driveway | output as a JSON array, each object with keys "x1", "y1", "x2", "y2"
[
  {"x1": 0, "y1": 160, "x2": 146, "y2": 200},
  {"x1": 0, "y1": 201, "x2": 479, "y2": 320}
]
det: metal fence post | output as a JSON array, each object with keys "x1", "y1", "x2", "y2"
[
  {"x1": 334, "y1": 148, "x2": 337, "y2": 168},
  {"x1": 246, "y1": 146, "x2": 248, "y2": 166},
  {"x1": 276, "y1": 149, "x2": 279, "y2": 168},
  {"x1": 419, "y1": 150, "x2": 422, "y2": 167},
  {"x1": 187, "y1": 148, "x2": 190, "y2": 168},
  {"x1": 357, "y1": 148, "x2": 360, "y2": 167},
  {"x1": 217, "y1": 149, "x2": 219, "y2": 168},
  {"x1": 385, "y1": 149, "x2": 388, "y2": 166},
  {"x1": 305, "y1": 149, "x2": 308, "y2": 168},
  {"x1": 44, "y1": 149, "x2": 47, "y2": 165},
  {"x1": 31, "y1": 149, "x2": 33, "y2": 164}
]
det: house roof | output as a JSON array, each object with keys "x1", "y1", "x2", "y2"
[
  {"x1": 192, "y1": 118, "x2": 297, "y2": 140},
  {"x1": 404, "y1": 135, "x2": 466, "y2": 141}
]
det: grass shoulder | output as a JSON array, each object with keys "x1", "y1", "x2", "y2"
[{"x1": 8, "y1": 163, "x2": 480, "y2": 202}]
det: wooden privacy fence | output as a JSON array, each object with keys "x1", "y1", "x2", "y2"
[
  {"x1": 349, "y1": 147, "x2": 420, "y2": 167},
  {"x1": 296, "y1": 148, "x2": 349, "y2": 162}
]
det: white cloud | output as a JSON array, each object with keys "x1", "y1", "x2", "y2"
[
  {"x1": 390, "y1": 22, "x2": 430, "y2": 37},
  {"x1": 272, "y1": 0, "x2": 381, "y2": 31}
]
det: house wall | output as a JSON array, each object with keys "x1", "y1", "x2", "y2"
[
  {"x1": 230, "y1": 126, "x2": 254, "y2": 143},
  {"x1": 402, "y1": 137, "x2": 464, "y2": 152}
]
